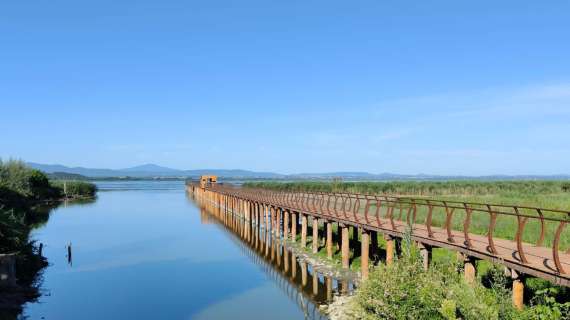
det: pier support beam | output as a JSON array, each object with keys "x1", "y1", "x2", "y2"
[
  {"x1": 326, "y1": 276, "x2": 333, "y2": 302},
  {"x1": 301, "y1": 214, "x2": 308, "y2": 248},
  {"x1": 257, "y1": 204, "x2": 260, "y2": 225},
  {"x1": 312, "y1": 271, "x2": 318, "y2": 296},
  {"x1": 283, "y1": 210, "x2": 289, "y2": 241},
  {"x1": 385, "y1": 234, "x2": 394, "y2": 265},
  {"x1": 326, "y1": 221, "x2": 333, "y2": 259},
  {"x1": 277, "y1": 208, "x2": 282, "y2": 239},
  {"x1": 301, "y1": 261, "x2": 308, "y2": 286},
  {"x1": 341, "y1": 224, "x2": 350, "y2": 269},
  {"x1": 291, "y1": 253, "x2": 297, "y2": 279},
  {"x1": 265, "y1": 205, "x2": 269, "y2": 229},
  {"x1": 291, "y1": 212, "x2": 297, "y2": 242},
  {"x1": 284, "y1": 248, "x2": 289, "y2": 273},
  {"x1": 312, "y1": 217, "x2": 319, "y2": 254},
  {"x1": 271, "y1": 207, "x2": 275, "y2": 234},
  {"x1": 512, "y1": 269, "x2": 525, "y2": 310},
  {"x1": 361, "y1": 229, "x2": 370, "y2": 279},
  {"x1": 418, "y1": 243, "x2": 432, "y2": 271},
  {"x1": 460, "y1": 253, "x2": 477, "y2": 284},
  {"x1": 370, "y1": 231, "x2": 378, "y2": 262}
]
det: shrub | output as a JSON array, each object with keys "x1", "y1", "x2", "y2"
[
  {"x1": 354, "y1": 247, "x2": 517, "y2": 320},
  {"x1": 50, "y1": 180, "x2": 97, "y2": 198},
  {"x1": 519, "y1": 288, "x2": 570, "y2": 320},
  {"x1": 0, "y1": 206, "x2": 27, "y2": 252},
  {"x1": 0, "y1": 159, "x2": 61, "y2": 200}
]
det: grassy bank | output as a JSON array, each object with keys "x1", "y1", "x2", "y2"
[
  {"x1": 1, "y1": 159, "x2": 97, "y2": 252},
  {"x1": 0, "y1": 160, "x2": 97, "y2": 316}
]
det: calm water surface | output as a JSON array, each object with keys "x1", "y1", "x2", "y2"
[{"x1": 22, "y1": 181, "x2": 332, "y2": 319}]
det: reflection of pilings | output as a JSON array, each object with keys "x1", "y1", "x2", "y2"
[{"x1": 195, "y1": 198, "x2": 330, "y2": 320}]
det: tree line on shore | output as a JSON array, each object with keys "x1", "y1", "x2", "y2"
[{"x1": 0, "y1": 159, "x2": 97, "y2": 317}]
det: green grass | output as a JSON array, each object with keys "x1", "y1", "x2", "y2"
[
  {"x1": 244, "y1": 180, "x2": 570, "y2": 199},
  {"x1": 245, "y1": 181, "x2": 570, "y2": 250}
]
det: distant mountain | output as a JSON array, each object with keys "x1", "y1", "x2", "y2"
[
  {"x1": 27, "y1": 162, "x2": 283, "y2": 178},
  {"x1": 183, "y1": 169, "x2": 284, "y2": 179},
  {"x1": 121, "y1": 164, "x2": 181, "y2": 174},
  {"x1": 26, "y1": 162, "x2": 570, "y2": 181},
  {"x1": 46, "y1": 172, "x2": 89, "y2": 180},
  {"x1": 28, "y1": 163, "x2": 121, "y2": 177}
]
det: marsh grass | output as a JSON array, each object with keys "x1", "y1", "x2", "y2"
[
  {"x1": 50, "y1": 180, "x2": 97, "y2": 199},
  {"x1": 245, "y1": 181, "x2": 570, "y2": 250}
]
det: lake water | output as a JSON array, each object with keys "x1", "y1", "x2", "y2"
[{"x1": 20, "y1": 181, "x2": 339, "y2": 319}]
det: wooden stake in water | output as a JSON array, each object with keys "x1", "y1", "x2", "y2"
[{"x1": 67, "y1": 243, "x2": 73, "y2": 267}]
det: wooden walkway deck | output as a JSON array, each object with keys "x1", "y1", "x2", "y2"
[{"x1": 194, "y1": 184, "x2": 570, "y2": 288}]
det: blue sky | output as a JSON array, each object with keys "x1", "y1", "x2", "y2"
[{"x1": 1, "y1": 1, "x2": 569, "y2": 175}]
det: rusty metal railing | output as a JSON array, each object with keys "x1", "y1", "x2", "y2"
[{"x1": 190, "y1": 183, "x2": 570, "y2": 277}]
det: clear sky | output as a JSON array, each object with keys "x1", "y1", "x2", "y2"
[{"x1": 1, "y1": 1, "x2": 569, "y2": 175}]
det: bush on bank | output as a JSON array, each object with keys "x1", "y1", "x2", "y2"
[
  {"x1": 0, "y1": 160, "x2": 60, "y2": 204},
  {"x1": 0, "y1": 160, "x2": 97, "y2": 316},
  {"x1": 0, "y1": 159, "x2": 97, "y2": 253},
  {"x1": 348, "y1": 239, "x2": 570, "y2": 320},
  {"x1": 0, "y1": 159, "x2": 97, "y2": 202}
]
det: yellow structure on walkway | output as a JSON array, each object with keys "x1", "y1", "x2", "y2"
[{"x1": 199, "y1": 175, "x2": 217, "y2": 189}]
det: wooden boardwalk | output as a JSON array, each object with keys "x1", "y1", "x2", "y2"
[{"x1": 188, "y1": 182, "x2": 570, "y2": 308}]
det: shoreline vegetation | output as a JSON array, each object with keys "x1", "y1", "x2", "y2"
[
  {"x1": 243, "y1": 180, "x2": 570, "y2": 319},
  {"x1": 0, "y1": 159, "x2": 97, "y2": 317}
]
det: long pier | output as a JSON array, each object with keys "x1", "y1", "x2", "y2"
[{"x1": 187, "y1": 181, "x2": 570, "y2": 309}]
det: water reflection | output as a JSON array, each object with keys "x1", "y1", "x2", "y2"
[
  {"x1": 194, "y1": 196, "x2": 355, "y2": 320},
  {"x1": 20, "y1": 182, "x2": 348, "y2": 319}
]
